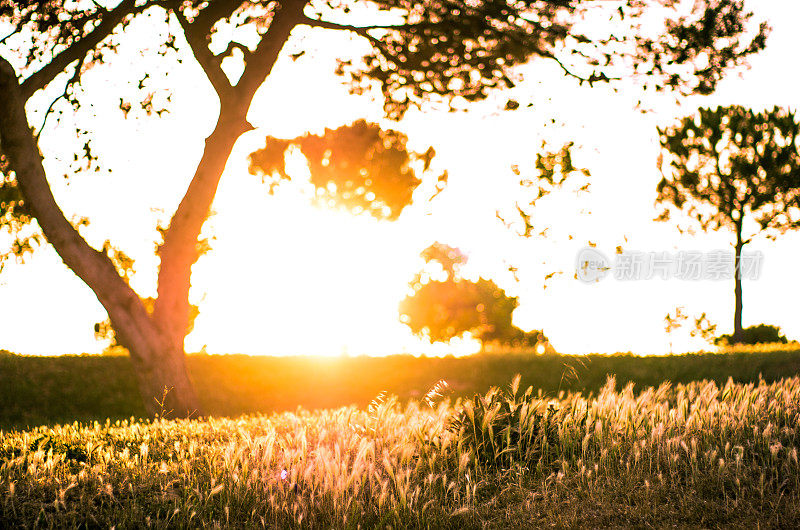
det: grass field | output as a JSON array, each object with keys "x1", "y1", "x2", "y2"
[
  {"x1": 2, "y1": 374, "x2": 799, "y2": 527},
  {"x1": 2, "y1": 346, "x2": 800, "y2": 429}
]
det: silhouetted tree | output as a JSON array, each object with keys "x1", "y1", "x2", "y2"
[
  {"x1": 399, "y1": 243, "x2": 547, "y2": 349},
  {"x1": 715, "y1": 324, "x2": 789, "y2": 346},
  {"x1": 94, "y1": 298, "x2": 200, "y2": 353},
  {"x1": 656, "y1": 106, "x2": 800, "y2": 343},
  {"x1": 0, "y1": 0, "x2": 768, "y2": 416}
]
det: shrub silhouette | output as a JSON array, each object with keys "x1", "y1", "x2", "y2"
[{"x1": 715, "y1": 324, "x2": 789, "y2": 346}]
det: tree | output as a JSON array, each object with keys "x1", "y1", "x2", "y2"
[
  {"x1": 94, "y1": 297, "x2": 200, "y2": 353},
  {"x1": 656, "y1": 106, "x2": 800, "y2": 343},
  {"x1": 399, "y1": 242, "x2": 548, "y2": 349},
  {"x1": 0, "y1": 0, "x2": 768, "y2": 417}
]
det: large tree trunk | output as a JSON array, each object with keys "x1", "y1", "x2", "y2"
[
  {"x1": 152, "y1": 113, "x2": 248, "y2": 349},
  {"x1": 124, "y1": 328, "x2": 201, "y2": 418},
  {"x1": 152, "y1": 2, "x2": 304, "y2": 354},
  {"x1": 0, "y1": 56, "x2": 201, "y2": 418},
  {"x1": 0, "y1": 2, "x2": 304, "y2": 419},
  {"x1": 732, "y1": 221, "x2": 744, "y2": 344}
]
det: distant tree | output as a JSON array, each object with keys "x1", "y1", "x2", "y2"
[
  {"x1": 715, "y1": 324, "x2": 789, "y2": 346},
  {"x1": 0, "y1": 0, "x2": 768, "y2": 416},
  {"x1": 482, "y1": 327, "x2": 552, "y2": 353},
  {"x1": 656, "y1": 106, "x2": 800, "y2": 343},
  {"x1": 399, "y1": 243, "x2": 547, "y2": 350}
]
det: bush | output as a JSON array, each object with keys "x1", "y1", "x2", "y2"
[{"x1": 715, "y1": 324, "x2": 789, "y2": 346}]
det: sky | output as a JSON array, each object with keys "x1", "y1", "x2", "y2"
[{"x1": 0, "y1": 0, "x2": 798, "y2": 356}]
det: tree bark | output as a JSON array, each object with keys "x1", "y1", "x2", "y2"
[
  {"x1": 0, "y1": 56, "x2": 201, "y2": 418},
  {"x1": 1, "y1": 1, "x2": 306, "y2": 419},
  {"x1": 152, "y1": 1, "x2": 305, "y2": 352},
  {"x1": 733, "y1": 220, "x2": 744, "y2": 344},
  {"x1": 152, "y1": 114, "x2": 247, "y2": 352}
]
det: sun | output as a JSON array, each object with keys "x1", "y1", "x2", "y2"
[{"x1": 184, "y1": 166, "x2": 429, "y2": 356}]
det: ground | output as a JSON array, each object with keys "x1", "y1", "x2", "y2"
[{"x1": 1, "y1": 348, "x2": 799, "y2": 527}]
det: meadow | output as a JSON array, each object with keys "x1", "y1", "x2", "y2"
[
  {"x1": 2, "y1": 373, "x2": 799, "y2": 527},
  {"x1": 3, "y1": 346, "x2": 800, "y2": 429}
]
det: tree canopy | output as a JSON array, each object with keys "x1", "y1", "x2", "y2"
[
  {"x1": 248, "y1": 120, "x2": 436, "y2": 220},
  {"x1": 657, "y1": 106, "x2": 800, "y2": 238},
  {"x1": 399, "y1": 242, "x2": 548, "y2": 349}
]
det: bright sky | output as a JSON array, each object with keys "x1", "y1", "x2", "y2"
[{"x1": 0, "y1": 0, "x2": 798, "y2": 356}]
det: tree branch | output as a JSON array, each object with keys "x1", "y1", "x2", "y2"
[
  {"x1": 299, "y1": 15, "x2": 402, "y2": 68},
  {"x1": 219, "y1": 41, "x2": 252, "y2": 61},
  {"x1": 539, "y1": 50, "x2": 621, "y2": 86},
  {"x1": 235, "y1": 1, "x2": 308, "y2": 100},
  {"x1": 36, "y1": 55, "x2": 86, "y2": 140},
  {"x1": 20, "y1": 0, "x2": 140, "y2": 100},
  {"x1": 172, "y1": 8, "x2": 233, "y2": 97},
  {"x1": 0, "y1": 55, "x2": 156, "y2": 359},
  {"x1": 299, "y1": 15, "x2": 417, "y2": 33},
  {"x1": 188, "y1": 0, "x2": 242, "y2": 38},
  {"x1": 152, "y1": 1, "x2": 308, "y2": 343}
]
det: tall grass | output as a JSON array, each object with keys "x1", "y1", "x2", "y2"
[{"x1": 2, "y1": 375, "x2": 799, "y2": 527}]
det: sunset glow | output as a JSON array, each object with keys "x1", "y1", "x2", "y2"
[{"x1": 1, "y1": 1, "x2": 798, "y2": 357}]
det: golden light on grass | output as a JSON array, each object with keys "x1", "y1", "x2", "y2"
[{"x1": 3, "y1": 375, "x2": 800, "y2": 526}]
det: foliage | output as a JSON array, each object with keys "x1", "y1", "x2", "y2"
[
  {"x1": 0, "y1": 170, "x2": 40, "y2": 270},
  {"x1": 716, "y1": 324, "x2": 789, "y2": 346},
  {"x1": 248, "y1": 120, "x2": 435, "y2": 220},
  {"x1": 419, "y1": 242, "x2": 467, "y2": 280},
  {"x1": 482, "y1": 328, "x2": 550, "y2": 351},
  {"x1": 399, "y1": 242, "x2": 544, "y2": 346},
  {"x1": 0, "y1": 0, "x2": 770, "y2": 261},
  {"x1": 336, "y1": 0, "x2": 769, "y2": 118},
  {"x1": 657, "y1": 106, "x2": 800, "y2": 237},
  {"x1": 400, "y1": 275, "x2": 520, "y2": 343},
  {"x1": 3, "y1": 375, "x2": 800, "y2": 527},
  {"x1": 664, "y1": 306, "x2": 688, "y2": 353},
  {"x1": 499, "y1": 141, "x2": 592, "y2": 238},
  {"x1": 663, "y1": 308, "x2": 719, "y2": 349},
  {"x1": 656, "y1": 105, "x2": 800, "y2": 342},
  {"x1": 664, "y1": 306, "x2": 688, "y2": 335},
  {"x1": 690, "y1": 312, "x2": 719, "y2": 344}
]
